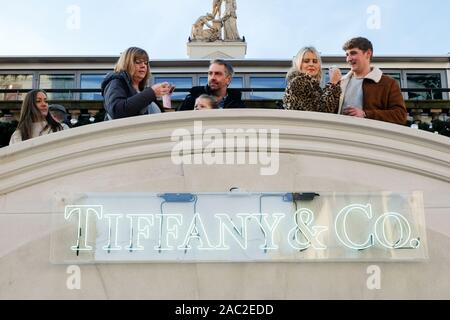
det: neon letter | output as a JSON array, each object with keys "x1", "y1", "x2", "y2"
[
  {"x1": 335, "y1": 204, "x2": 374, "y2": 250},
  {"x1": 374, "y1": 212, "x2": 412, "y2": 249},
  {"x1": 178, "y1": 213, "x2": 215, "y2": 251},
  {"x1": 102, "y1": 214, "x2": 123, "y2": 252},
  {"x1": 126, "y1": 214, "x2": 154, "y2": 251},
  {"x1": 288, "y1": 208, "x2": 328, "y2": 251},
  {"x1": 155, "y1": 214, "x2": 183, "y2": 251},
  {"x1": 215, "y1": 213, "x2": 249, "y2": 250},
  {"x1": 64, "y1": 205, "x2": 103, "y2": 252}
]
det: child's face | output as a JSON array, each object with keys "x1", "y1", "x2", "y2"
[{"x1": 194, "y1": 98, "x2": 213, "y2": 110}]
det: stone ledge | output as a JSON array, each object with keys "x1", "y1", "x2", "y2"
[{"x1": 1, "y1": 110, "x2": 449, "y2": 194}]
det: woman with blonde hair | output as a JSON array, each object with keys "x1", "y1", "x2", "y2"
[
  {"x1": 101, "y1": 47, "x2": 173, "y2": 120},
  {"x1": 9, "y1": 89, "x2": 68, "y2": 145},
  {"x1": 283, "y1": 46, "x2": 341, "y2": 113}
]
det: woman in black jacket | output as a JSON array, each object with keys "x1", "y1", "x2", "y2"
[{"x1": 101, "y1": 47, "x2": 172, "y2": 120}]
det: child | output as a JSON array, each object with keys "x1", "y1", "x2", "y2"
[{"x1": 194, "y1": 94, "x2": 218, "y2": 110}]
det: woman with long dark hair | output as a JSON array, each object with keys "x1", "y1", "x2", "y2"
[{"x1": 9, "y1": 89, "x2": 68, "y2": 144}]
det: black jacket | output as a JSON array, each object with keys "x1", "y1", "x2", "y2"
[
  {"x1": 177, "y1": 85, "x2": 246, "y2": 111},
  {"x1": 101, "y1": 71, "x2": 163, "y2": 119}
]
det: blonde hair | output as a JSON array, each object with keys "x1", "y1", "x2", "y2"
[
  {"x1": 287, "y1": 46, "x2": 322, "y2": 81},
  {"x1": 114, "y1": 47, "x2": 150, "y2": 91}
]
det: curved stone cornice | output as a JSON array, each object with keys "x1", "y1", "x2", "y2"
[{"x1": 1, "y1": 110, "x2": 449, "y2": 194}]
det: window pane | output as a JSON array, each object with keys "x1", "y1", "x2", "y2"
[
  {"x1": 406, "y1": 73, "x2": 442, "y2": 100},
  {"x1": 323, "y1": 70, "x2": 330, "y2": 84},
  {"x1": 39, "y1": 74, "x2": 75, "y2": 100},
  {"x1": 0, "y1": 74, "x2": 33, "y2": 101},
  {"x1": 154, "y1": 77, "x2": 193, "y2": 100},
  {"x1": 250, "y1": 77, "x2": 285, "y2": 100},
  {"x1": 81, "y1": 74, "x2": 105, "y2": 100},
  {"x1": 199, "y1": 77, "x2": 243, "y2": 88}
]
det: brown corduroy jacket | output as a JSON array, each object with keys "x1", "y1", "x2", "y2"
[{"x1": 339, "y1": 67, "x2": 407, "y2": 125}]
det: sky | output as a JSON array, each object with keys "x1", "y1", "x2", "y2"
[{"x1": 0, "y1": 0, "x2": 449, "y2": 59}]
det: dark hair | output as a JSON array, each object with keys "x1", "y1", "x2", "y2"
[
  {"x1": 343, "y1": 37, "x2": 374, "y2": 55},
  {"x1": 17, "y1": 90, "x2": 63, "y2": 141},
  {"x1": 210, "y1": 59, "x2": 234, "y2": 77}
]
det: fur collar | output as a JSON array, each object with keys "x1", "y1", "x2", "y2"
[{"x1": 342, "y1": 66, "x2": 383, "y2": 83}]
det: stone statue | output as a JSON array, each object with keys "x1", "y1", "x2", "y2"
[
  {"x1": 204, "y1": 19, "x2": 222, "y2": 42},
  {"x1": 189, "y1": 0, "x2": 242, "y2": 42},
  {"x1": 222, "y1": 0, "x2": 241, "y2": 41},
  {"x1": 212, "y1": 0, "x2": 223, "y2": 18},
  {"x1": 191, "y1": 13, "x2": 221, "y2": 42}
]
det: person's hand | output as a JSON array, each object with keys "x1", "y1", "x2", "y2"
[
  {"x1": 329, "y1": 67, "x2": 342, "y2": 84},
  {"x1": 343, "y1": 106, "x2": 366, "y2": 118},
  {"x1": 151, "y1": 82, "x2": 171, "y2": 98}
]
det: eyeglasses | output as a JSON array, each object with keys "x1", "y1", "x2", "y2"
[{"x1": 134, "y1": 60, "x2": 149, "y2": 66}]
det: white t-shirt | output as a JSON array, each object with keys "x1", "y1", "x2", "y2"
[{"x1": 341, "y1": 77, "x2": 364, "y2": 114}]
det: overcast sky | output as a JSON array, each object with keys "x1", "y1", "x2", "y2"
[{"x1": 1, "y1": 0, "x2": 449, "y2": 58}]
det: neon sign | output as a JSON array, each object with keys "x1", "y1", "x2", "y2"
[{"x1": 52, "y1": 192, "x2": 428, "y2": 262}]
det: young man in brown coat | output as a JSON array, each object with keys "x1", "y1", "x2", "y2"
[{"x1": 339, "y1": 37, "x2": 407, "y2": 125}]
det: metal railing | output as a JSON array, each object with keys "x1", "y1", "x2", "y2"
[{"x1": 1, "y1": 88, "x2": 450, "y2": 101}]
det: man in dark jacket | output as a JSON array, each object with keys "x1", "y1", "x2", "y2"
[{"x1": 177, "y1": 59, "x2": 246, "y2": 111}]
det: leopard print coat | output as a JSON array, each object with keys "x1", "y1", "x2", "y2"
[{"x1": 283, "y1": 71, "x2": 341, "y2": 113}]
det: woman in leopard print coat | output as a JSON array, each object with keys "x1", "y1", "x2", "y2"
[{"x1": 283, "y1": 47, "x2": 341, "y2": 113}]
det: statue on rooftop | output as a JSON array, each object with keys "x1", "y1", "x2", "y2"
[
  {"x1": 212, "y1": 0, "x2": 223, "y2": 18},
  {"x1": 222, "y1": 0, "x2": 241, "y2": 41},
  {"x1": 189, "y1": 0, "x2": 242, "y2": 42},
  {"x1": 191, "y1": 13, "x2": 220, "y2": 42}
]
